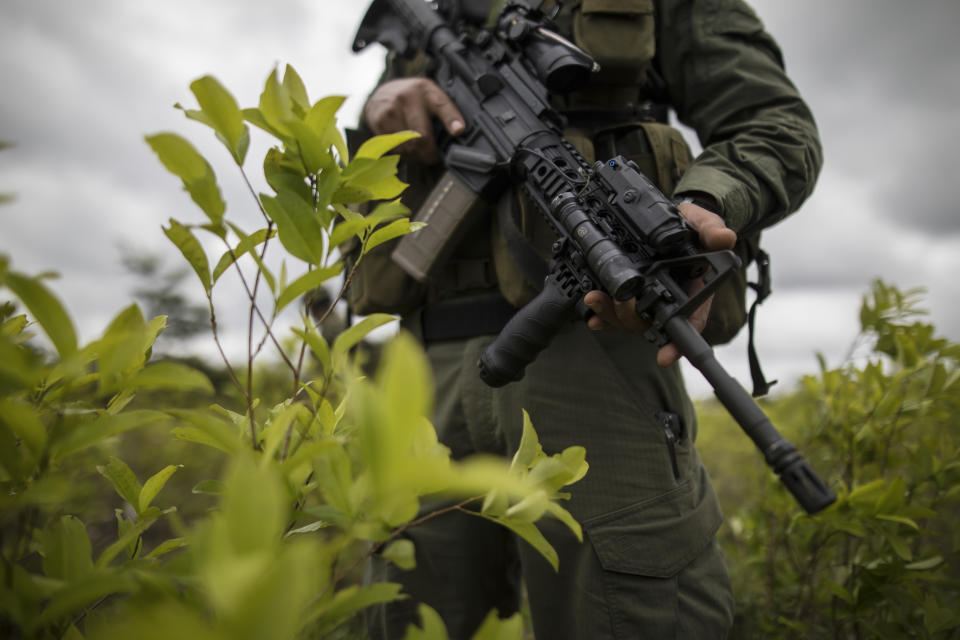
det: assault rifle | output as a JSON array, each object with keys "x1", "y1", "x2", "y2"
[{"x1": 353, "y1": 0, "x2": 835, "y2": 514}]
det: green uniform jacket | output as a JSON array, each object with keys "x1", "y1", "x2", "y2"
[{"x1": 654, "y1": 0, "x2": 822, "y2": 232}]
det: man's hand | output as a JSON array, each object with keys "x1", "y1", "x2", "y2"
[
  {"x1": 363, "y1": 78, "x2": 466, "y2": 164},
  {"x1": 584, "y1": 199, "x2": 737, "y2": 367}
]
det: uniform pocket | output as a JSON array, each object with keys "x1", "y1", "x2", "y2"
[
  {"x1": 584, "y1": 466, "x2": 723, "y2": 578},
  {"x1": 573, "y1": 0, "x2": 656, "y2": 75}
]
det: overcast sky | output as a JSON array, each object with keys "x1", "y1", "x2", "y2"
[{"x1": 2, "y1": 0, "x2": 958, "y2": 399}]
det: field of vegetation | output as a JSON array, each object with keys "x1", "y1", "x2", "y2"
[{"x1": 2, "y1": 68, "x2": 957, "y2": 639}]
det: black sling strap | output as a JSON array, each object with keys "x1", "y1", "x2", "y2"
[{"x1": 746, "y1": 249, "x2": 777, "y2": 397}]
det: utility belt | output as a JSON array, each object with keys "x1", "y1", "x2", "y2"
[{"x1": 401, "y1": 294, "x2": 519, "y2": 344}]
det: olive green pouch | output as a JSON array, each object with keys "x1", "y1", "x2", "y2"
[{"x1": 572, "y1": 0, "x2": 656, "y2": 80}]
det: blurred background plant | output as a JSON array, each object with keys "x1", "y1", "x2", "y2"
[
  {"x1": 0, "y1": 66, "x2": 587, "y2": 640},
  {"x1": 698, "y1": 279, "x2": 960, "y2": 639}
]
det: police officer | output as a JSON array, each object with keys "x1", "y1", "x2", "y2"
[{"x1": 353, "y1": 0, "x2": 822, "y2": 637}]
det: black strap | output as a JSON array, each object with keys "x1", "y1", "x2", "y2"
[
  {"x1": 560, "y1": 102, "x2": 669, "y2": 128},
  {"x1": 409, "y1": 295, "x2": 518, "y2": 343},
  {"x1": 746, "y1": 249, "x2": 777, "y2": 397}
]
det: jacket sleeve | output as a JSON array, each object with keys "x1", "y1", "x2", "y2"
[{"x1": 656, "y1": 0, "x2": 823, "y2": 233}]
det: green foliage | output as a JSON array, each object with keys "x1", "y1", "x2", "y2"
[
  {"x1": 0, "y1": 65, "x2": 587, "y2": 639},
  {"x1": 699, "y1": 279, "x2": 960, "y2": 639}
]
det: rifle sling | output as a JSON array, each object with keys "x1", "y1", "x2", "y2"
[{"x1": 747, "y1": 249, "x2": 776, "y2": 397}]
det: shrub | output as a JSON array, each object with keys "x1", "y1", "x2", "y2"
[
  {"x1": 700, "y1": 280, "x2": 960, "y2": 639},
  {"x1": 0, "y1": 66, "x2": 587, "y2": 640}
]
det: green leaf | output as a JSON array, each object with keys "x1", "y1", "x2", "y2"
[
  {"x1": 220, "y1": 457, "x2": 288, "y2": 553},
  {"x1": 146, "y1": 133, "x2": 225, "y2": 227},
  {"x1": 243, "y1": 106, "x2": 281, "y2": 140},
  {"x1": 259, "y1": 402, "x2": 302, "y2": 461},
  {"x1": 404, "y1": 604, "x2": 450, "y2": 640},
  {"x1": 306, "y1": 95, "x2": 346, "y2": 132},
  {"x1": 163, "y1": 219, "x2": 212, "y2": 293},
  {"x1": 258, "y1": 67, "x2": 295, "y2": 138},
  {"x1": 887, "y1": 534, "x2": 913, "y2": 561},
  {"x1": 212, "y1": 227, "x2": 275, "y2": 283},
  {"x1": 31, "y1": 571, "x2": 134, "y2": 632},
  {"x1": 355, "y1": 130, "x2": 420, "y2": 160},
  {"x1": 260, "y1": 192, "x2": 326, "y2": 265},
  {"x1": 847, "y1": 478, "x2": 887, "y2": 504},
  {"x1": 62, "y1": 626, "x2": 84, "y2": 640},
  {"x1": 481, "y1": 489, "x2": 509, "y2": 517},
  {"x1": 92, "y1": 304, "x2": 158, "y2": 395},
  {"x1": 305, "y1": 96, "x2": 348, "y2": 167},
  {"x1": 288, "y1": 119, "x2": 336, "y2": 176},
  {"x1": 471, "y1": 610, "x2": 524, "y2": 640},
  {"x1": 4, "y1": 270, "x2": 77, "y2": 358},
  {"x1": 329, "y1": 218, "x2": 372, "y2": 251},
  {"x1": 276, "y1": 264, "x2": 342, "y2": 313},
  {"x1": 504, "y1": 490, "x2": 549, "y2": 522},
  {"x1": 282, "y1": 65, "x2": 310, "y2": 112},
  {"x1": 192, "y1": 479, "x2": 226, "y2": 495},
  {"x1": 0, "y1": 397, "x2": 46, "y2": 455},
  {"x1": 381, "y1": 539, "x2": 417, "y2": 570},
  {"x1": 41, "y1": 516, "x2": 94, "y2": 581},
  {"x1": 511, "y1": 410, "x2": 545, "y2": 472},
  {"x1": 168, "y1": 409, "x2": 242, "y2": 454},
  {"x1": 876, "y1": 513, "x2": 920, "y2": 530},
  {"x1": 367, "y1": 198, "x2": 411, "y2": 224},
  {"x1": 1, "y1": 312, "x2": 29, "y2": 337},
  {"x1": 263, "y1": 146, "x2": 313, "y2": 200},
  {"x1": 128, "y1": 360, "x2": 214, "y2": 393},
  {"x1": 49, "y1": 410, "x2": 168, "y2": 460},
  {"x1": 293, "y1": 324, "x2": 332, "y2": 376},
  {"x1": 97, "y1": 457, "x2": 143, "y2": 511},
  {"x1": 0, "y1": 335, "x2": 43, "y2": 395},
  {"x1": 189, "y1": 75, "x2": 249, "y2": 164},
  {"x1": 338, "y1": 155, "x2": 407, "y2": 202},
  {"x1": 97, "y1": 512, "x2": 160, "y2": 568},
  {"x1": 140, "y1": 464, "x2": 183, "y2": 512},
  {"x1": 367, "y1": 219, "x2": 423, "y2": 253},
  {"x1": 825, "y1": 581, "x2": 854, "y2": 605},
  {"x1": 145, "y1": 537, "x2": 189, "y2": 559},
  {"x1": 545, "y1": 501, "x2": 582, "y2": 542},
  {"x1": 906, "y1": 556, "x2": 944, "y2": 571},
  {"x1": 331, "y1": 314, "x2": 396, "y2": 368},
  {"x1": 306, "y1": 582, "x2": 406, "y2": 635},
  {"x1": 479, "y1": 513, "x2": 558, "y2": 571},
  {"x1": 830, "y1": 518, "x2": 868, "y2": 538}
]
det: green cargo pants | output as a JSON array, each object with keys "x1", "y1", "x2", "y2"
[{"x1": 366, "y1": 315, "x2": 734, "y2": 639}]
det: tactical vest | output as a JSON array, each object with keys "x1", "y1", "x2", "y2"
[{"x1": 346, "y1": 0, "x2": 757, "y2": 347}]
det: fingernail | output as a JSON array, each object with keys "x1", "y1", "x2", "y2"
[{"x1": 450, "y1": 120, "x2": 464, "y2": 135}]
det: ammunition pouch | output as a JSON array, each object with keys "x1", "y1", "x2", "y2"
[{"x1": 572, "y1": 0, "x2": 656, "y2": 85}]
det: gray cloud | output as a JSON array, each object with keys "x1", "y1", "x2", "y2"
[
  {"x1": 753, "y1": 0, "x2": 960, "y2": 236},
  {"x1": 1, "y1": 0, "x2": 958, "y2": 395}
]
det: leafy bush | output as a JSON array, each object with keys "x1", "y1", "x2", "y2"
[
  {"x1": 699, "y1": 280, "x2": 960, "y2": 639},
  {"x1": 0, "y1": 66, "x2": 588, "y2": 640}
]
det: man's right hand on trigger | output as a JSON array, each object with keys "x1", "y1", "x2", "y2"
[{"x1": 363, "y1": 78, "x2": 466, "y2": 164}]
